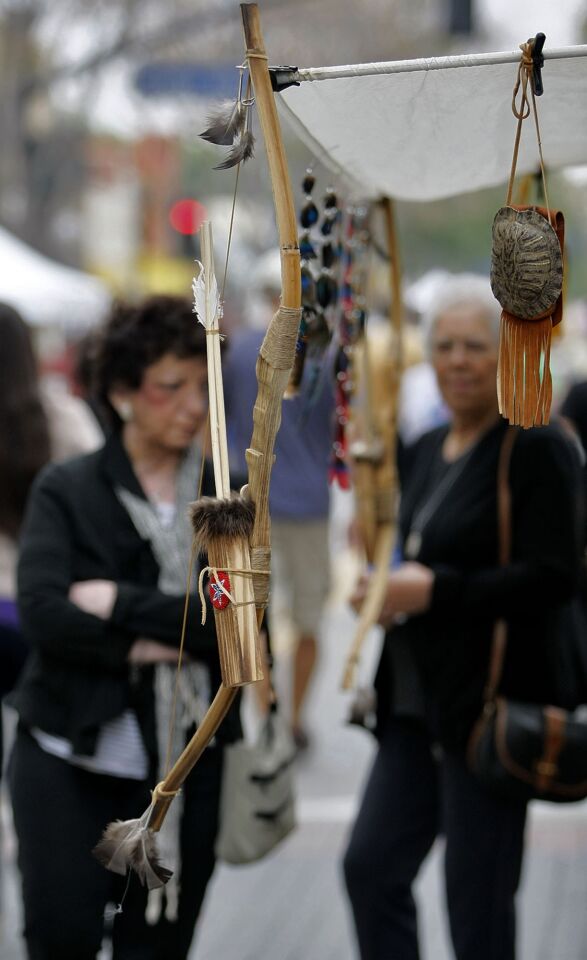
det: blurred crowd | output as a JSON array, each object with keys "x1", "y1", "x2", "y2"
[{"x1": 1, "y1": 266, "x2": 587, "y2": 960}]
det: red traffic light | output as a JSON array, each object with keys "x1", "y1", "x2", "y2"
[{"x1": 169, "y1": 198, "x2": 207, "y2": 235}]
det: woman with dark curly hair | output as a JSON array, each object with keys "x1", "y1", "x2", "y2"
[{"x1": 8, "y1": 295, "x2": 240, "y2": 960}]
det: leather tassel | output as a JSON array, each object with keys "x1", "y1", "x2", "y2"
[{"x1": 497, "y1": 311, "x2": 552, "y2": 429}]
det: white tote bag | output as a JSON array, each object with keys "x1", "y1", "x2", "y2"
[{"x1": 215, "y1": 707, "x2": 297, "y2": 864}]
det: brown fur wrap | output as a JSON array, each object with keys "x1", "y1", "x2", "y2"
[{"x1": 189, "y1": 494, "x2": 255, "y2": 553}]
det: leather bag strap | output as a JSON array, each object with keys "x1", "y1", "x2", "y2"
[{"x1": 483, "y1": 426, "x2": 519, "y2": 704}]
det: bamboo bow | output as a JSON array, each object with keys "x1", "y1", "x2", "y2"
[
  {"x1": 342, "y1": 197, "x2": 403, "y2": 690},
  {"x1": 147, "y1": 0, "x2": 303, "y2": 829},
  {"x1": 94, "y1": 2, "x2": 301, "y2": 887}
]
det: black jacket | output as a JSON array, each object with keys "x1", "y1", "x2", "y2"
[
  {"x1": 11, "y1": 431, "x2": 241, "y2": 759},
  {"x1": 376, "y1": 419, "x2": 583, "y2": 751}
]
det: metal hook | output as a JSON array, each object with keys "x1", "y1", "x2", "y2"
[
  {"x1": 269, "y1": 65, "x2": 300, "y2": 92},
  {"x1": 530, "y1": 32, "x2": 546, "y2": 96}
]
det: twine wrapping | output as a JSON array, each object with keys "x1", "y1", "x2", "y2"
[
  {"x1": 197, "y1": 565, "x2": 270, "y2": 625},
  {"x1": 151, "y1": 781, "x2": 181, "y2": 803},
  {"x1": 507, "y1": 41, "x2": 552, "y2": 220},
  {"x1": 260, "y1": 306, "x2": 302, "y2": 369},
  {"x1": 250, "y1": 545, "x2": 271, "y2": 607}
]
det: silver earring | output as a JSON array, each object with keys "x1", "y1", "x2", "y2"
[{"x1": 117, "y1": 401, "x2": 133, "y2": 422}]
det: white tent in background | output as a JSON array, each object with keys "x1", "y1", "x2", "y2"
[
  {"x1": 278, "y1": 45, "x2": 587, "y2": 201},
  {"x1": 0, "y1": 226, "x2": 110, "y2": 332}
]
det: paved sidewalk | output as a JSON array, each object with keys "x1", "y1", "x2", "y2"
[{"x1": 2, "y1": 596, "x2": 587, "y2": 959}]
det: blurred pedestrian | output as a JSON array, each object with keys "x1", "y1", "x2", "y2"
[
  {"x1": 343, "y1": 274, "x2": 582, "y2": 960},
  {"x1": 561, "y1": 378, "x2": 587, "y2": 454},
  {"x1": 8, "y1": 295, "x2": 241, "y2": 960},
  {"x1": 224, "y1": 254, "x2": 335, "y2": 749},
  {"x1": 0, "y1": 303, "x2": 101, "y2": 774},
  {"x1": 559, "y1": 377, "x2": 587, "y2": 558}
]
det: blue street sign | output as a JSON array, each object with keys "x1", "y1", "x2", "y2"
[{"x1": 135, "y1": 63, "x2": 238, "y2": 98}]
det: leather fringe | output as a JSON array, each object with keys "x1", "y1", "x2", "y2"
[{"x1": 497, "y1": 311, "x2": 552, "y2": 429}]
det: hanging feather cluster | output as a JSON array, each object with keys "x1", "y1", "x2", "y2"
[
  {"x1": 200, "y1": 94, "x2": 255, "y2": 170},
  {"x1": 213, "y1": 130, "x2": 255, "y2": 170},
  {"x1": 93, "y1": 810, "x2": 172, "y2": 890},
  {"x1": 200, "y1": 100, "x2": 245, "y2": 146}
]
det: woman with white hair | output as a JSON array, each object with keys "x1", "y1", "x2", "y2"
[{"x1": 343, "y1": 274, "x2": 582, "y2": 960}]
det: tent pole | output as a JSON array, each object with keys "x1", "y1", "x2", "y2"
[{"x1": 275, "y1": 44, "x2": 587, "y2": 86}]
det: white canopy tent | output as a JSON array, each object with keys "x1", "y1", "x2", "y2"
[
  {"x1": 0, "y1": 226, "x2": 110, "y2": 332},
  {"x1": 278, "y1": 45, "x2": 587, "y2": 201}
]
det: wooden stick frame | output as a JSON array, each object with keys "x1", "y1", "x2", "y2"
[{"x1": 342, "y1": 196, "x2": 404, "y2": 690}]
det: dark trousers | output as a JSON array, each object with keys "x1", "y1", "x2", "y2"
[
  {"x1": 9, "y1": 728, "x2": 223, "y2": 960},
  {"x1": 0, "y1": 622, "x2": 29, "y2": 774},
  {"x1": 343, "y1": 719, "x2": 527, "y2": 960}
]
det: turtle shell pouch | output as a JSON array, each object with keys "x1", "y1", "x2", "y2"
[{"x1": 491, "y1": 203, "x2": 564, "y2": 429}]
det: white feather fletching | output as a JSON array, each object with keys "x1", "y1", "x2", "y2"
[{"x1": 192, "y1": 260, "x2": 221, "y2": 330}]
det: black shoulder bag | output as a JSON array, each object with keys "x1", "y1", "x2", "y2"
[{"x1": 467, "y1": 427, "x2": 587, "y2": 802}]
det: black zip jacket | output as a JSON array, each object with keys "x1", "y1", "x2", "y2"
[
  {"x1": 376, "y1": 419, "x2": 583, "y2": 751},
  {"x1": 10, "y1": 430, "x2": 241, "y2": 760}
]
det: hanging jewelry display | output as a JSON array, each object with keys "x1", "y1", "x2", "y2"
[
  {"x1": 287, "y1": 171, "x2": 341, "y2": 398},
  {"x1": 328, "y1": 205, "x2": 370, "y2": 489},
  {"x1": 302, "y1": 186, "x2": 341, "y2": 412}
]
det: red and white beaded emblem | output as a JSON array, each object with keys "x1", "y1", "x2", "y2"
[{"x1": 209, "y1": 571, "x2": 231, "y2": 610}]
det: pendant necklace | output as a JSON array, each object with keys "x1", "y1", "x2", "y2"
[{"x1": 404, "y1": 445, "x2": 475, "y2": 560}]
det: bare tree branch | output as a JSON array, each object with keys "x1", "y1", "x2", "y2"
[{"x1": 20, "y1": 0, "x2": 298, "y2": 99}]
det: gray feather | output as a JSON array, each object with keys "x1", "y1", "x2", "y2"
[
  {"x1": 200, "y1": 100, "x2": 245, "y2": 146},
  {"x1": 213, "y1": 130, "x2": 255, "y2": 171},
  {"x1": 93, "y1": 817, "x2": 172, "y2": 890}
]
